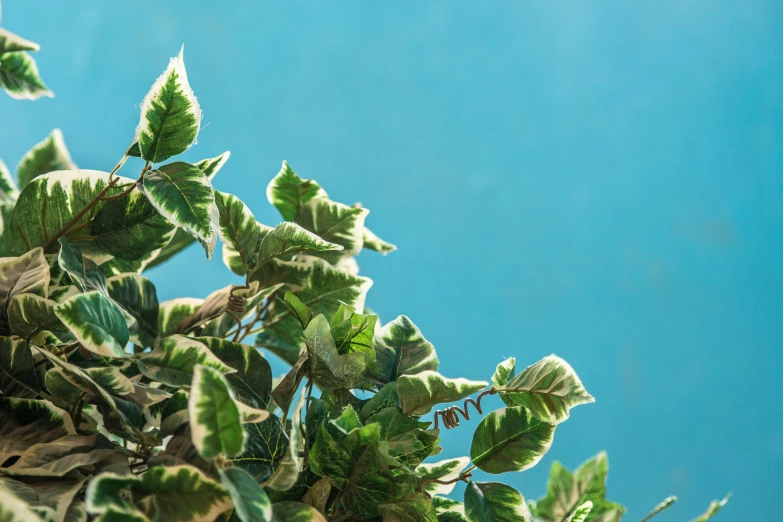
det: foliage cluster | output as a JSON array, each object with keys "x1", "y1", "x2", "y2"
[{"x1": 0, "y1": 11, "x2": 729, "y2": 522}]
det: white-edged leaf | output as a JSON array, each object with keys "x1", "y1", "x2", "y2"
[
  {"x1": 219, "y1": 466, "x2": 272, "y2": 522},
  {"x1": 0, "y1": 51, "x2": 52, "y2": 100},
  {"x1": 362, "y1": 226, "x2": 396, "y2": 255},
  {"x1": 254, "y1": 222, "x2": 343, "y2": 269},
  {"x1": 136, "y1": 335, "x2": 234, "y2": 386},
  {"x1": 295, "y1": 198, "x2": 368, "y2": 257},
  {"x1": 266, "y1": 161, "x2": 328, "y2": 221},
  {"x1": 397, "y1": 370, "x2": 487, "y2": 416},
  {"x1": 0, "y1": 247, "x2": 50, "y2": 335},
  {"x1": 366, "y1": 315, "x2": 439, "y2": 385},
  {"x1": 8, "y1": 292, "x2": 67, "y2": 342},
  {"x1": 54, "y1": 291, "x2": 130, "y2": 358},
  {"x1": 142, "y1": 161, "x2": 217, "y2": 258},
  {"x1": 57, "y1": 237, "x2": 107, "y2": 294},
  {"x1": 464, "y1": 481, "x2": 531, "y2": 522},
  {"x1": 0, "y1": 485, "x2": 43, "y2": 522},
  {"x1": 16, "y1": 129, "x2": 77, "y2": 189},
  {"x1": 214, "y1": 190, "x2": 261, "y2": 276},
  {"x1": 189, "y1": 365, "x2": 245, "y2": 459},
  {"x1": 271, "y1": 502, "x2": 327, "y2": 522},
  {"x1": 0, "y1": 28, "x2": 40, "y2": 53},
  {"x1": 689, "y1": 495, "x2": 731, "y2": 522},
  {"x1": 135, "y1": 46, "x2": 201, "y2": 163},
  {"x1": 6, "y1": 170, "x2": 134, "y2": 255},
  {"x1": 157, "y1": 297, "x2": 203, "y2": 337},
  {"x1": 0, "y1": 157, "x2": 18, "y2": 200},
  {"x1": 107, "y1": 273, "x2": 159, "y2": 348},
  {"x1": 195, "y1": 151, "x2": 230, "y2": 180},
  {"x1": 417, "y1": 457, "x2": 471, "y2": 496},
  {"x1": 495, "y1": 355, "x2": 594, "y2": 424}
]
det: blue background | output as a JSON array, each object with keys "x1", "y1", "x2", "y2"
[{"x1": 2, "y1": 1, "x2": 781, "y2": 519}]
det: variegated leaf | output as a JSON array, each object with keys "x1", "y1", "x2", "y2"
[
  {"x1": 362, "y1": 226, "x2": 396, "y2": 255},
  {"x1": 91, "y1": 189, "x2": 174, "y2": 261},
  {"x1": 8, "y1": 293, "x2": 67, "y2": 342},
  {"x1": 194, "y1": 151, "x2": 230, "y2": 180},
  {"x1": 417, "y1": 457, "x2": 471, "y2": 496},
  {"x1": 0, "y1": 28, "x2": 40, "y2": 53},
  {"x1": 565, "y1": 501, "x2": 593, "y2": 522},
  {"x1": 0, "y1": 157, "x2": 18, "y2": 200},
  {"x1": 470, "y1": 406, "x2": 555, "y2": 474},
  {"x1": 55, "y1": 291, "x2": 130, "y2": 358},
  {"x1": 366, "y1": 315, "x2": 438, "y2": 385},
  {"x1": 214, "y1": 190, "x2": 261, "y2": 276},
  {"x1": 0, "y1": 336, "x2": 39, "y2": 398},
  {"x1": 0, "y1": 247, "x2": 50, "y2": 335},
  {"x1": 0, "y1": 485, "x2": 42, "y2": 522},
  {"x1": 142, "y1": 162, "x2": 217, "y2": 258},
  {"x1": 16, "y1": 129, "x2": 77, "y2": 189},
  {"x1": 295, "y1": 199, "x2": 368, "y2": 257},
  {"x1": 135, "y1": 47, "x2": 201, "y2": 163},
  {"x1": 219, "y1": 466, "x2": 272, "y2": 522},
  {"x1": 271, "y1": 502, "x2": 327, "y2": 522},
  {"x1": 157, "y1": 297, "x2": 203, "y2": 337},
  {"x1": 266, "y1": 161, "x2": 328, "y2": 222},
  {"x1": 491, "y1": 358, "x2": 517, "y2": 407},
  {"x1": 136, "y1": 335, "x2": 234, "y2": 387},
  {"x1": 0, "y1": 51, "x2": 52, "y2": 100},
  {"x1": 6, "y1": 170, "x2": 133, "y2": 255},
  {"x1": 253, "y1": 222, "x2": 343, "y2": 270},
  {"x1": 189, "y1": 365, "x2": 245, "y2": 459},
  {"x1": 107, "y1": 274, "x2": 158, "y2": 348},
  {"x1": 264, "y1": 385, "x2": 306, "y2": 491},
  {"x1": 57, "y1": 238, "x2": 107, "y2": 294},
  {"x1": 397, "y1": 371, "x2": 487, "y2": 416},
  {"x1": 495, "y1": 355, "x2": 594, "y2": 424},
  {"x1": 464, "y1": 481, "x2": 531, "y2": 522}
]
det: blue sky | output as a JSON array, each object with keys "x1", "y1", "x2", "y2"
[{"x1": 2, "y1": 1, "x2": 781, "y2": 519}]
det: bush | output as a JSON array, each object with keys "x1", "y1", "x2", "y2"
[{"x1": 0, "y1": 18, "x2": 729, "y2": 522}]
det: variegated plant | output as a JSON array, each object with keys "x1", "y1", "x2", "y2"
[{"x1": 0, "y1": 43, "x2": 731, "y2": 522}]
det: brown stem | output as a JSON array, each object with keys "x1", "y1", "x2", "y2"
[{"x1": 433, "y1": 388, "x2": 496, "y2": 430}]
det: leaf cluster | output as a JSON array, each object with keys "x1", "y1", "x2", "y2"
[{"x1": 0, "y1": 44, "x2": 730, "y2": 522}]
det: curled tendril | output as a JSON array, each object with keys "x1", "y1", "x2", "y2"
[
  {"x1": 433, "y1": 388, "x2": 497, "y2": 430},
  {"x1": 227, "y1": 285, "x2": 249, "y2": 341}
]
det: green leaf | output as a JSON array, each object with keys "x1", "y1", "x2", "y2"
[
  {"x1": 417, "y1": 457, "x2": 470, "y2": 496},
  {"x1": 0, "y1": 28, "x2": 40, "y2": 53},
  {"x1": 565, "y1": 502, "x2": 593, "y2": 522},
  {"x1": 464, "y1": 481, "x2": 531, "y2": 522},
  {"x1": 329, "y1": 304, "x2": 376, "y2": 364},
  {"x1": 638, "y1": 496, "x2": 676, "y2": 522},
  {"x1": 142, "y1": 161, "x2": 217, "y2": 258},
  {"x1": 362, "y1": 226, "x2": 396, "y2": 255},
  {"x1": 219, "y1": 466, "x2": 272, "y2": 522},
  {"x1": 137, "y1": 335, "x2": 234, "y2": 387},
  {"x1": 194, "y1": 151, "x2": 230, "y2": 180},
  {"x1": 214, "y1": 190, "x2": 261, "y2": 276},
  {"x1": 0, "y1": 51, "x2": 52, "y2": 100},
  {"x1": 8, "y1": 293, "x2": 67, "y2": 342},
  {"x1": 470, "y1": 406, "x2": 555, "y2": 474},
  {"x1": 379, "y1": 494, "x2": 439, "y2": 522},
  {"x1": 271, "y1": 502, "x2": 327, "y2": 522},
  {"x1": 55, "y1": 291, "x2": 130, "y2": 358},
  {"x1": 284, "y1": 292, "x2": 312, "y2": 329},
  {"x1": 194, "y1": 336, "x2": 273, "y2": 409},
  {"x1": 490, "y1": 358, "x2": 516, "y2": 407},
  {"x1": 17, "y1": 129, "x2": 77, "y2": 189},
  {"x1": 532, "y1": 452, "x2": 626, "y2": 522},
  {"x1": 0, "y1": 336, "x2": 40, "y2": 398},
  {"x1": 252, "y1": 222, "x2": 343, "y2": 273},
  {"x1": 57, "y1": 238, "x2": 107, "y2": 294},
  {"x1": 0, "y1": 247, "x2": 50, "y2": 335},
  {"x1": 265, "y1": 386, "x2": 306, "y2": 491},
  {"x1": 266, "y1": 161, "x2": 328, "y2": 222},
  {"x1": 232, "y1": 414, "x2": 289, "y2": 482},
  {"x1": 6, "y1": 170, "x2": 132, "y2": 255},
  {"x1": 331, "y1": 404, "x2": 363, "y2": 434},
  {"x1": 690, "y1": 495, "x2": 730, "y2": 522},
  {"x1": 366, "y1": 315, "x2": 439, "y2": 386},
  {"x1": 189, "y1": 365, "x2": 245, "y2": 460},
  {"x1": 271, "y1": 353, "x2": 308, "y2": 414},
  {"x1": 304, "y1": 314, "x2": 366, "y2": 390},
  {"x1": 135, "y1": 47, "x2": 202, "y2": 163},
  {"x1": 495, "y1": 355, "x2": 594, "y2": 424},
  {"x1": 0, "y1": 157, "x2": 19, "y2": 201},
  {"x1": 107, "y1": 274, "x2": 159, "y2": 348},
  {"x1": 91, "y1": 189, "x2": 174, "y2": 261},
  {"x1": 157, "y1": 297, "x2": 203, "y2": 337},
  {"x1": 87, "y1": 465, "x2": 231, "y2": 522},
  {"x1": 295, "y1": 198, "x2": 368, "y2": 257},
  {"x1": 397, "y1": 371, "x2": 487, "y2": 416},
  {"x1": 145, "y1": 228, "x2": 196, "y2": 268},
  {"x1": 0, "y1": 485, "x2": 43, "y2": 522}
]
